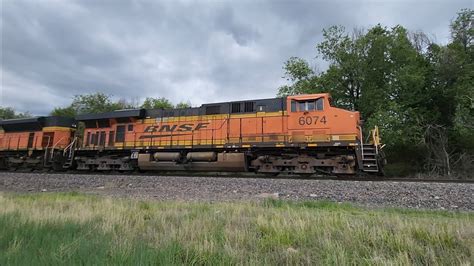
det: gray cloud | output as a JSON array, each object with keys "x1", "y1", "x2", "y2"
[{"x1": 1, "y1": 0, "x2": 471, "y2": 115}]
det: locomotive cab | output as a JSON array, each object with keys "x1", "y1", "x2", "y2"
[{"x1": 286, "y1": 93, "x2": 361, "y2": 144}]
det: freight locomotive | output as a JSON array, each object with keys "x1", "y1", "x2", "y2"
[{"x1": 0, "y1": 93, "x2": 385, "y2": 175}]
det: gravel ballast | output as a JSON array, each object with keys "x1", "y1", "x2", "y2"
[{"x1": 0, "y1": 172, "x2": 472, "y2": 211}]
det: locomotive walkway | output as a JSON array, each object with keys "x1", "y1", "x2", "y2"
[{"x1": 0, "y1": 172, "x2": 472, "y2": 211}]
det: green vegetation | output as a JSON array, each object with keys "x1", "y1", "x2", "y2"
[
  {"x1": 50, "y1": 93, "x2": 136, "y2": 117},
  {"x1": 141, "y1": 97, "x2": 191, "y2": 109},
  {"x1": 0, "y1": 107, "x2": 31, "y2": 119},
  {"x1": 141, "y1": 96, "x2": 174, "y2": 110},
  {"x1": 279, "y1": 9, "x2": 473, "y2": 176},
  {"x1": 0, "y1": 192, "x2": 472, "y2": 265},
  {"x1": 50, "y1": 93, "x2": 193, "y2": 118}
]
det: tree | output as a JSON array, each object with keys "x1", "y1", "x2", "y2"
[
  {"x1": 50, "y1": 93, "x2": 131, "y2": 117},
  {"x1": 446, "y1": 9, "x2": 474, "y2": 156},
  {"x1": 450, "y1": 9, "x2": 473, "y2": 51},
  {"x1": 175, "y1": 101, "x2": 192, "y2": 109},
  {"x1": 50, "y1": 106, "x2": 77, "y2": 118},
  {"x1": 51, "y1": 93, "x2": 190, "y2": 118},
  {"x1": 141, "y1": 97, "x2": 174, "y2": 109},
  {"x1": 315, "y1": 25, "x2": 366, "y2": 111},
  {"x1": 278, "y1": 57, "x2": 320, "y2": 96},
  {"x1": 0, "y1": 107, "x2": 31, "y2": 119},
  {"x1": 70, "y1": 93, "x2": 126, "y2": 114},
  {"x1": 1, "y1": 107, "x2": 19, "y2": 119}
]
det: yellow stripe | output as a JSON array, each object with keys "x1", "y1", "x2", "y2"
[
  {"x1": 141, "y1": 111, "x2": 287, "y2": 124},
  {"x1": 99, "y1": 140, "x2": 359, "y2": 149},
  {"x1": 263, "y1": 136, "x2": 286, "y2": 142},
  {"x1": 229, "y1": 113, "x2": 255, "y2": 118},
  {"x1": 117, "y1": 139, "x2": 227, "y2": 147},
  {"x1": 258, "y1": 111, "x2": 286, "y2": 117},
  {"x1": 43, "y1": 126, "x2": 74, "y2": 132},
  {"x1": 331, "y1": 134, "x2": 357, "y2": 141},
  {"x1": 230, "y1": 111, "x2": 285, "y2": 118}
]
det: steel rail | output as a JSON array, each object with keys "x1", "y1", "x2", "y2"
[{"x1": 1, "y1": 170, "x2": 473, "y2": 184}]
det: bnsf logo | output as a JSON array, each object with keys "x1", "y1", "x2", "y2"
[{"x1": 144, "y1": 123, "x2": 209, "y2": 133}]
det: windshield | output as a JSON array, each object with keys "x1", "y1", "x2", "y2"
[{"x1": 291, "y1": 98, "x2": 324, "y2": 112}]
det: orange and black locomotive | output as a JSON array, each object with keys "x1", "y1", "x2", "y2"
[{"x1": 0, "y1": 93, "x2": 384, "y2": 175}]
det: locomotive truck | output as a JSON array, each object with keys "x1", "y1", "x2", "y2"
[{"x1": 0, "y1": 93, "x2": 385, "y2": 176}]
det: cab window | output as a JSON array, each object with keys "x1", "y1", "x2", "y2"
[
  {"x1": 316, "y1": 98, "x2": 323, "y2": 110},
  {"x1": 291, "y1": 98, "x2": 324, "y2": 112},
  {"x1": 298, "y1": 101, "x2": 305, "y2": 112}
]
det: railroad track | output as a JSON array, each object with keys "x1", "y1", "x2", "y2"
[
  {"x1": 1, "y1": 169, "x2": 472, "y2": 184},
  {"x1": 1, "y1": 171, "x2": 472, "y2": 211}
]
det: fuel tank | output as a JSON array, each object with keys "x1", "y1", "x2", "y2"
[
  {"x1": 153, "y1": 152, "x2": 181, "y2": 161},
  {"x1": 186, "y1": 152, "x2": 217, "y2": 162}
]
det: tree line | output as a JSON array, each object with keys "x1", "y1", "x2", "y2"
[
  {"x1": 49, "y1": 94, "x2": 191, "y2": 117},
  {"x1": 0, "y1": 95, "x2": 191, "y2": 119},
  {"x1": 279, "y1": 9, "x2": 473, "y2": 176},
  {"x1": 0, "y1": 107, "x2": 30, "y2": 120}
]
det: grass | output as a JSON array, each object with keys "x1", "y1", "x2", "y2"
[{"x1": 0, "y1": 193, "x2": 472, "y2": 265}]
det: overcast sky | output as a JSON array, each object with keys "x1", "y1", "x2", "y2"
[{"x1": 1, "y1": 0, "x2": 471, "y2": 115}]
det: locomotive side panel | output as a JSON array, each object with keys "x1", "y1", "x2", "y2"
[
  {"x1": 0, "y1": 116, "x2": 75, "y2": 170},
  {"x1": 0, "y1": 117, "x2": 75, "y2": 151},
  {"x1": 0, "y1": 131, "x2": 37, "y2": 150}
]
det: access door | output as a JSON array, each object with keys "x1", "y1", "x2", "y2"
[
  {"x1": 115, "y1": 125, "x2": 126, "y2": 143},
  {"x1": 42, "y1": 132, "x2": 55, "y2": 148},
  {"x1": 27, "y1": 132, "x2": 35, "y2": 148}
]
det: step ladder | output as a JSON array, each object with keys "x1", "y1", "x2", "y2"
[
  {"x1": 359, "y1": 126, "x2": 384, "y2": 174},
  {"x1": 62, "y1": 137, "x2": 77, "y2": 169},
  {"x1": 361, "y1": 144, "x2": 379, "y2": 172},
  {"x1": 62, "y1": 156, "x2": 74, "y2": 169}
]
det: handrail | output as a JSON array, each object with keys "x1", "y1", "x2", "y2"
[
  {"x1": 43, "y1": 136, "x2": 51, "y2": 166},
  {"x1": 358, "y1": 126, "x2": 365, "y2": 159},
  {"x1": 372, "y1": 126, "x2": 380, "y2": 145},
  {"x1": 52, "y1": 137, "x2": 65, "y2": 149},
  {"x1": 371, "y1": 126, "x2": 380, "y2": 154},
  {"x1": 63, "y1": 137, "x2": 77, "y2": 157},
  {"x1": 44, "y1": 136, "x2": 51, "y2": 149},
  {"x1": 63, "y1": 138, "x2": 75, "y2": 155},
  {"x1": 85, "y1": 131, "x2": 363, "y2": 148},
  {"x1": 50, "y1": 137, "x2": 65, "y2": 159}
]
